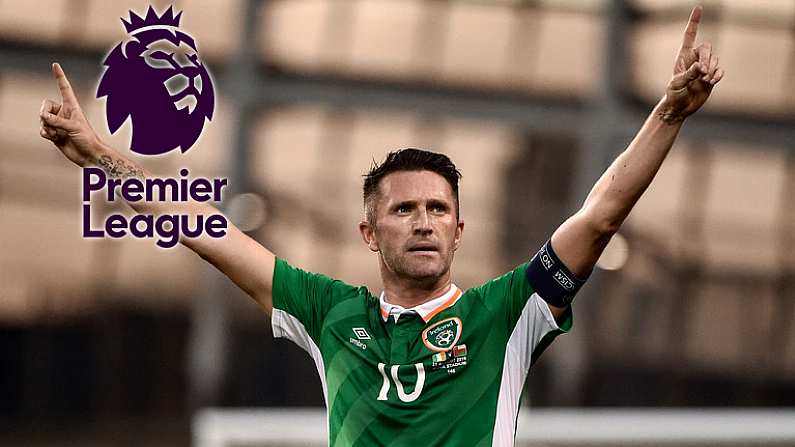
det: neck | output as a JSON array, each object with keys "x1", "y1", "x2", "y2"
[{"x1": 380, "y1": 269, "x2": 453, "y2": 309}]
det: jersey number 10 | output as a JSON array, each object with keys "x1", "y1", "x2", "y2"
[{"x1": 376, "y1": 363, "x2": 426, "y2": 403}]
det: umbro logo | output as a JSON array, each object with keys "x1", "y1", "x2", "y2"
[{"x1": 353, "y1": 327, "x2": 371, "y2": 340}]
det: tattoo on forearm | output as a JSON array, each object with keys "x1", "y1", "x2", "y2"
[
  {"x1": 96, "y1": 154, "x2": 145, "y2": 180},
  {"x1": 656, "y1": 108, "x2": 686, "y2": 125}
]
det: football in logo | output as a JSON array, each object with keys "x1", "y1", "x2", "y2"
[
  {"x1": 97, "y1": 5, "x2": 214, "y2": 156},
  {"x1": 437, "y1": 329, "x2": 454, "y2": 345},
  {"x1": 422, "y1": 317, "x2": 462, "y2": 352}
]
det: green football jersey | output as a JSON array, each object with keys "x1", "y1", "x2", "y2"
[{"x1": 271, "y1": 258, "x2": 572, "y2": 446}]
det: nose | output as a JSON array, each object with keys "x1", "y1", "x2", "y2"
[
  {"x1": 413, "y1": 208, "x2": 433, "y2": 235},
  {"x1": 173, "y1": 51, "x2": 196, "y2": 68}
]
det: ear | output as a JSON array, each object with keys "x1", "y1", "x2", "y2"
[
  {"x1": 453, "y1": 219, "x2": 464, "y2": 251},
  {"x1": 359, "y1": 220, "x2": 379, "y2": 252},
  {"x1": 122, "y1": 39, "x2": 145, "y2": 58}
]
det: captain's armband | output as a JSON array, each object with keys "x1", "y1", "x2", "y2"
[{"x1": 526, "y1": 240, "x2": 588, "y2": 308}]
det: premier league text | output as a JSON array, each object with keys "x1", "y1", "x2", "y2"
[{"x1": 82, "y1": 168, "x2": 229, "y2": 248}]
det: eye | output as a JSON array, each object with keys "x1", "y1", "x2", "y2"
[
  {"x1": 150, "y1": 50, "x2": 172, "y2": 60},
  {"x1": 143, "y1": 50, "x2": 176, "y2": 70},
  {"x1": 164, "y1": 73, "x2": 190, "y2": 95},
  {"x1": 396, "y1": 204, "x2": 411, "y2": 214}
]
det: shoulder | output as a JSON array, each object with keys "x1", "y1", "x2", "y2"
[
  {"x1": 467, "y1": 263, "x2": 531, "y2": 297},
  {"x1": 274, "y1": 257, "x2": 372, "y2": 300},
  {"x1": 459, "y1": 262, "x2": 534, "y2": 316}
]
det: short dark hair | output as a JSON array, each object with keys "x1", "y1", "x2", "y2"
[{"x1": 363, "y1": 148, "x2": 462, "y2": 224}]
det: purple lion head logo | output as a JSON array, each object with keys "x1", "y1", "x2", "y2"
[{"x1": 97, "y1": 6, "x2": 214, "y2": 156}]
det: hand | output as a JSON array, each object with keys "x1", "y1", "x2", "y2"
[
  {"x1": 659, "y1": 6, "x2": 725, "y2": 123},
  {"x1": 39, "y1": 63, "x2": 102, "y2": 167}
]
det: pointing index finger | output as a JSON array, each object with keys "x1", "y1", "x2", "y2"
[
  {"x1": 51, "y1": 62, "x2": 80, "y2": 107},
  {"x1": 680, "y1": 6, "x2": 702, "y2": 51}
]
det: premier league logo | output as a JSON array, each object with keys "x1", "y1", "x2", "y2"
[{"x1": 97, "y1": 6, "x2": 214, "y2": 156}]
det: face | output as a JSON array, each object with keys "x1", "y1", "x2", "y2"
[
  {"x1": 360, "y1": 171, "x2": 464, "y2": 284},
  {"x1": 97, "y1": 29, "x2": 214, "y2": 155}
]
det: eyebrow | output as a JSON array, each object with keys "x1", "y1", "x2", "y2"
[
  {"x1": 391, "y1": 199, "x2": 450, "y2": 210},
  {"x1": 392, "y1": 200, "x2": 417, "y2": 210},
  {"x1": 426, "y1": 199, "x2": 450, "y2": 209},
  {"x1": 150, "y1": 41, "x2": 180, "y2": 53},
  {"x1": 149, "y1": 41, "x2": 195, "y2": 56}
]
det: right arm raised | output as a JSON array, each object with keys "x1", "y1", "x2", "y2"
[{"x1": 40, "y1": 63, "x2": 276, "y2": 316}]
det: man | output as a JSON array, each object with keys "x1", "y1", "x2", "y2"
[{"x1": 39, "y1": 6, "x2": 722, "y2": 446}]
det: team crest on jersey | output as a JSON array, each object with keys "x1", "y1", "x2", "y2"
[{"x1": 422, "y1": 317, "x2": 462, "y2": 352}]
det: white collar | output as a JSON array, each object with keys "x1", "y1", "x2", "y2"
[{"x1": 379, "y1": 284, "x2": 462, "y2": 323}]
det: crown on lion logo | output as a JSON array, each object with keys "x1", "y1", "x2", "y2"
[{"x1": 121, "y1": 5, "x2": 182, "y2": 34}]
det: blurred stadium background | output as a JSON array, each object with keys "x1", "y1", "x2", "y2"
[{"x1": 1, "y1": 0, "x2": 794, "y2": 445}]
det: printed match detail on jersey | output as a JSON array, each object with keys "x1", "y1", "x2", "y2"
[{"x1": 270, "y1": 258, "x2": 572, "y2": 446}]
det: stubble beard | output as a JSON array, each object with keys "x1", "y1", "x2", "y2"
[{"x1": 380, "y1": 247, "x2": 453, "y2": 287}]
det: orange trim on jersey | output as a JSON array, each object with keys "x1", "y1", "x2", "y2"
[
  {"x1": 423, "y1": 288, "x2": 462, "y2": 322},
  {"x1": 380, "y1": 306, "x2": 389, "y2": 321}
]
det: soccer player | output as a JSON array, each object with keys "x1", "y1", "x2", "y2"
[{"x1": 39, "y1": 6, "x2": 722, "y2": 446}]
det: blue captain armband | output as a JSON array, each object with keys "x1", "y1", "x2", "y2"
[{"x1": 526, "y1": 240, "x2": 589, "y2": 308}]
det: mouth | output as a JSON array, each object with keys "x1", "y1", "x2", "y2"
[
  {"x1": 407, "y1": 244, "x2": 438, "y2": 254},
  {"x1": 174, "y1": 94, "x2": 197, "y2": 114}
]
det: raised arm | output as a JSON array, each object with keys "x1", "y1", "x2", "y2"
[
  {"x1": 40, "y1": 63, "x2": 277, "y2": 316},
  {"x1": 548, "y1": 6, "x2": 723, "y2": 315}
]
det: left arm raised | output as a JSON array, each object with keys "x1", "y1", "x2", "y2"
[{"x1": 547, "y1": 6, "x2": 723, "y2": 316}]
